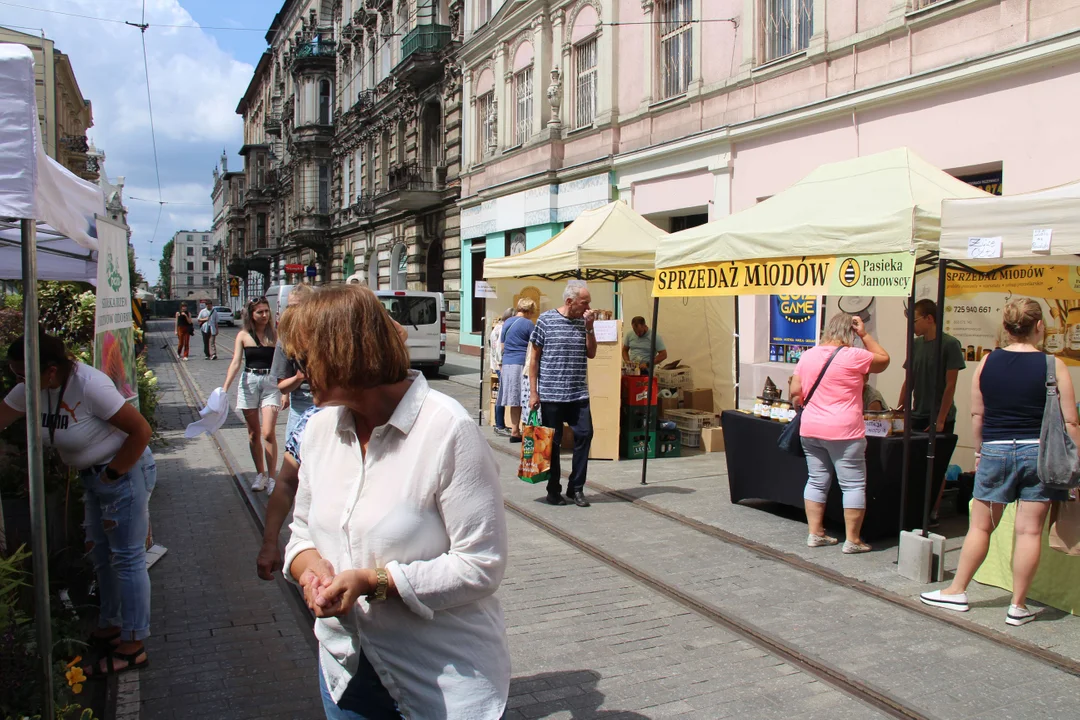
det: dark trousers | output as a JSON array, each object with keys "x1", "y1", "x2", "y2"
[
  {"x1": 540, "y1": 400, "x2": 593, "y2": 496},
  {"x1": 494, "y1": 370, "x2": 506, "y2": 429}
]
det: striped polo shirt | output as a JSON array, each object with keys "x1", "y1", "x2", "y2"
[{"x1": 531, "y1": 309, "x2": 589, "y2": 402}]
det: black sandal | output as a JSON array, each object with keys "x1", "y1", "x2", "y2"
[
  {"x1": 85, "y1": 629, "x2": 121, "y2": 652},
  {"x1": 85, "y1": 647, "x2": 148, "y2": 679}
]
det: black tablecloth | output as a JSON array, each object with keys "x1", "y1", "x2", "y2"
[{"x1": 722, "y1": 410, "x2": 958, "y2": 541}]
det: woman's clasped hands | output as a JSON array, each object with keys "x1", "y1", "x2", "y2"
[{"x1": 299, "y1": 559, "x2": 377, "y2": 618}]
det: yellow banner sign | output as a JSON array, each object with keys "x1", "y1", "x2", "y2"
[
  {"x1": 945, "y1": 264, "x2": 1080, "y2": 299},
  {"x1": 653, "y1": 253, "x2": 915, "y2": 298}
]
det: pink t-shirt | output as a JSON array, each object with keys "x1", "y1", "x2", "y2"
[{"x1": 795, "y1": 344, "x2": 875, "y2": 441}]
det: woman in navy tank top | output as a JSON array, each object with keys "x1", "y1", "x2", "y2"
[{"x1": 921, "y1": 298, "x2": 1079, "y2": 626}]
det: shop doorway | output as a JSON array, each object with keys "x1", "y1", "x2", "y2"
[
  {"x1": 426, "y1": 240, "x2": 444, "y2": 292},
  {"x1": 471, "y1": 245, "x2": 486, "y2": 334}
]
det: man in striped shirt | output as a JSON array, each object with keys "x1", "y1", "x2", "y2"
[{"x1": 529, "y1": 280, "x2": 598, "y2": 507}]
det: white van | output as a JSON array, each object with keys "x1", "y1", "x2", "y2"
[
  {"x1": 263, "y1": 284, "x2": 295, "y2": 321},
  {"x1": 375, "y1": 290, "x2": 445, "y2": 374}
]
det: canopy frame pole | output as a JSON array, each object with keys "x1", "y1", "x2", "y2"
[
  {"x1": 478, "y1": 314, "x2": 486, "y2": 427},
  {"x1": 22, "y1": 219, "x2": 56, "y2": 718},
  {"x1": 897, "y1": 277, "x2": 918, "y2": 543},
  {"x1": 733, "y1": 298, "x2": 740, "y2": 410},
  {"x1": 640, "y1": 296, "x2": 660, "y2": 486},
  {"x1": 921, "y1": 259, "x2": 948, "y2": 537}
]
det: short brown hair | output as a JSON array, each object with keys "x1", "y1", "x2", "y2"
[
  {"x1": 913, "y1": 299, "x2": 937, "y2": 323},
  {"x1": 279, "y1": 284, "x2": 409, "y2": 392}
]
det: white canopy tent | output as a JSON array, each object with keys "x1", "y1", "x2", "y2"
[
  {"x1": 0, "y1": 44, "x2": 106, "y2": 713},
  {"x1": 940, "y1": 179, "x2": 1080, "y2": 263}
]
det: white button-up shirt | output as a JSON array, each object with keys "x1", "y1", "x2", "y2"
[{"x1": 283, "y1": 372, "x2": 510, "y2": 719}]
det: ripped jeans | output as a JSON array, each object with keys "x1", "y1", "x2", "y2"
[{"x1": 79, "y1": 447, "x2": 157, "y2": 641}]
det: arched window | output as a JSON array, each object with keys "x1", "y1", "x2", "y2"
[
  {"x1": 390, "y1": 243, "x2": 407, "y2": 290},
  {"x1": 512, "y1": 42, "x2": 534, "y2": 146},
  {"x1": 318, "y1": 79, "x2": 332, "y2": 124},
  {"x1": 367, "y1": 251, "x2": 379, "y2": 288}
]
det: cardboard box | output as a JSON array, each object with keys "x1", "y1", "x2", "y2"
[
  {"x1": 700, "y1": 426, "x2": 725, "y2": 453},
  {"x1": 658, "y1": 395, "x2": 681, "y2": 416},
  {"x1": 683, "y1": 388, "x2": 714, "y2": 413}
]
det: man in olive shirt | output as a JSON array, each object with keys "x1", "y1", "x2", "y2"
[
  {"x1": 897, "y1": 299, "x2": 966, "y2": 524},
  {"x1": 622, "y1": 316, "x2": 668, "y2": 371},
  {"x1": 897, "y1": 299, "x2": 967, "y2": 434}
]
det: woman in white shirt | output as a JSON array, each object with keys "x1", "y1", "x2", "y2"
[
  {"x1": 279, "y1": 285, "x2": 510, "y2": 720},
  {"x1": 1, "y1": 332, "x2": 155, "y2": 678}
]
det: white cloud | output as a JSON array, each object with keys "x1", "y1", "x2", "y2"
[{"x1": 3, "y1": 0, "x2": 256, "y2": 283}]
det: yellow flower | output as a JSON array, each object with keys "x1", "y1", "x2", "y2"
[{"x1": 66, "y1": 663, "x2": 87, "y2": 694}]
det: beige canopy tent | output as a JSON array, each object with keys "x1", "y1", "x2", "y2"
[
  {"x1": 484, "y1": 200, "x2": 667, "y2": 282},
  {"x1": 649, "y1": 148, "x2": 989, "y2": 521},
  {"x1": 940, "y1": 179, "x2": 1080, "y2": 263},
  {"x1": 655, "y1": 147, "x2": 987, "y2": 273}
]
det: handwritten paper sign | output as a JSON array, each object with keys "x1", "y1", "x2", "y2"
[
  {"x1": 864, "y1": 419, "x2": 891, "y2": 438},
  {"x1": 474, "y1": 281, "x2": 497, "y2": 299},
  {"x1": 967, "y1": 236, "x2": 1003, "y2": 259},
  {"x1": 1032, "y1": 228, "x2": 1053, "y2": 253},
  {"x1": 593, "y1": 320, "x2": 618, "y2": 343}
]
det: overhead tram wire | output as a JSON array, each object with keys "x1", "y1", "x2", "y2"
[{"x1": 127, "y1": 0, "x2": 166, "y2": 245}]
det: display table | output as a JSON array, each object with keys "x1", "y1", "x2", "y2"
[
  {"x1": 973, "y1": 502, "x2": 1080, "y2": 616},
  {"x1": 722, "y1": 410, "x2": 957, "y2": 540}
]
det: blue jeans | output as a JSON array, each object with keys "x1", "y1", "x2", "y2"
[
  {"x1": 318, "y1": 657, "x2": 402, "y2": 720},
  {"x1": 286, "y1": 393, "x2": 314, "y2": 446},
  {"x1": 801, "y1": 437, "x2": 867, "y2": 509},
  {"x1": 80, "y1": 447, "x2": 157, "y2": 641},
  {"x1": 975, "y1": 441, "x2": 1068, "y2": 504}
]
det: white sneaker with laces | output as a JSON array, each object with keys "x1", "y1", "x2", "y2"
[
  {"x1": 1006, "y1": 604, "x2": 1039, "y2": 626},
  {"x1": 920, "y1": 589, "x2": 969, "y2": 612},
  {"x1": 251, "y1": 473, "x2": 268, "y2": 492}
]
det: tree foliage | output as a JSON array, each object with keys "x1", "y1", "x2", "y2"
[{"x1": 158, "y1": 239, "x2": 174, "y2": 297}]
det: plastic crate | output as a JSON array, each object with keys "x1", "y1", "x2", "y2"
[
  {"x1": 656, "y1": 366, "x2": 694, "y2": 389},
  {"x1": 657, "y1": 429, "x2": 681, "y2": 458},
  {"x1": 664, "y1": 409, "x2": 716, "y2": 433},
  {"x1": 620, "y1": 430, "x2": 657, "y2": 460},
  {"x1": 621, "y1": 375, "x2": 659, "y2": 406},
  {"x1": 621, "y1": 405, "x2": 659, "y2": 431},
  {"x1": 679, "y1": 429, "x2": 702, "y2": 448}
]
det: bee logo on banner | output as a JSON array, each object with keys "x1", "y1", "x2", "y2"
[{"x1": 653, "y1": 252, "x2": 914, "y2": 298}]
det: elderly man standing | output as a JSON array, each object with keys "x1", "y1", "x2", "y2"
[
  {"x1": 622, "y1": 315, "x2": 667, "y2": 371},
  {"x1": 529, "y1": 280, "x2": 597, "y2": 507}
]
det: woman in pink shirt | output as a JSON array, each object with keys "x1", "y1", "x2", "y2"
[{"x1": 790, "y1": 313, "x2": 890, "y2": 554}]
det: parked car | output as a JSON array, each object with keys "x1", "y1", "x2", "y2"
[
  {"x1": 213, "y1": 306, "x2": 235, "y2": 326},
  {"x1": 375, "y1": 290, "x2": 446, "y2": 375}
]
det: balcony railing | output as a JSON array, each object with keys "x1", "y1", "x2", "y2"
[
  {"x1": 294, "y1": 37, "x2": 337, "y2": 59},
  {"x1": 401, "y1": 23, "x2": 451, "y2": 63},
  {"x1": 355, "y1": 90, "x2": 376, "y2": 114},
  {"x1": 352, "y1": 193, "x2": 376, "y2": 217}
]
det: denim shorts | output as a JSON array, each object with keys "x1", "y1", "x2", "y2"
[{"x1": 974, "y1": 441, "x2": 1068, "y2": 504}]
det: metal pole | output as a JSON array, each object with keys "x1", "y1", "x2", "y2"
[
  {"x1": 478, "y1": 315, "x2": 486, "y2": 426},
  {"x1": 733, "y1": 298, "x2": 741, "y2": 410},
  {"x1": 897, "y1": 278, "x2": 918, "y2": 539},
  {"x1": 921, "y1": 259, "x2": 948, "y2": 536},
  {"x1": 640, "y1": 297, "x2": 660, "y2": 486},
  {"x1": 22, "y1": 219, "x2": 56, "y2": 718}
]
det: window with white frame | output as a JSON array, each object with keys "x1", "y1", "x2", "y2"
[
  {"x1": 573, "y1": 37, "x2": 598, "y2": 129},
  {"x1": 761, "y1": 0, "x2": 813, "y2": 63},
  {"x1": 477, "y1": 0, "x2": 492, "y2": 27},
  {"x1": 513, "y1": 67, "x2": 533, "y2": 146},
  {"x1": 657, "y1": 0, "x2": 692, "y2": 100},
  {"x1": 477, "y1": 91, "x2": 495, "y2": 159}
]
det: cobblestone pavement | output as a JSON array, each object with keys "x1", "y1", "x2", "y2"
[{"x1": 142, "y1": 320, "x2": 1080, "y2": 719}]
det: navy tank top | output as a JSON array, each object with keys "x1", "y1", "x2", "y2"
[{"x1": 979, "y1": 350, "x2": 1046, "y2": 442}]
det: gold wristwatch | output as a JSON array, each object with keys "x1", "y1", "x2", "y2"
[{"x1": 368, "y1": 567, "x2": 388, "y2": 602}]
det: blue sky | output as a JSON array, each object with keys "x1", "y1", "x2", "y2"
[{"x1": 3, "y1": 0, "x2": 281, "y2": 284}]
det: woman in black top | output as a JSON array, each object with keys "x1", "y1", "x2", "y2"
[
  {"x1": 223, "y1": 297, "x2": 282, "y2": 492},
  {"x1": 175, "y1": 302, "x2": 193, "y2": 360},
  {"x1": 922, "y1": 298, "x2": 1079, "y2": 626}
]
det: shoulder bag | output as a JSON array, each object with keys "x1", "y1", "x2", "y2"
[
  {"x1": 777, "y1": 347, "x2": 843, "y2": 458},
  {"x1": 1037, "y1": 354, "x2": 1080, "y2": 489}
]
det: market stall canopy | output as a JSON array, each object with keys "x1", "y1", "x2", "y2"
[
  {"x1": 940, "y1": 179, "x2": 1080, "y2": 263},
  {"x1": 483, "y1": 201, "x2": 667, "y2": 281},
  {"x1": 0, "y1": 44, "x2": 104, "y2": 279},
  {"x1": 655, "y1": 148, "x2": 988, "y2": 269},
  {"x1": 0, "y1": 222, "x2": 97, "y2": 282}
]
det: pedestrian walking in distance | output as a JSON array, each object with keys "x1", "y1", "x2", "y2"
[
  {"x1": 922, "y1": 299, "x2": 1079, "y2": 626},
  {"x1": 499, "y1": 297, "x2": 537, "y2": 443},
  {"x1": 529, "y1": 280, "x2": 597, "y2": 507},
  {"x1": 790, "y1": 313, "x2": 890, "y2": 554},
  {"x1": 1, "y1": 332, "x2": 156, "y2": 678},
  {"x1": 279, "y1": 284, "x2": 510, "y2": 720},
  {"x1": 222, "y1": 296, "x2": 282, "y2": 492},
  {"x1": 196, "y1": 298, "x2": 218, "y2": 360},
  {"x1": 174, "y1": 302, "x2": 193, "y2": 360},
  {"x1": 490, "y1": 309, "x2": 512, "y2": 436}
]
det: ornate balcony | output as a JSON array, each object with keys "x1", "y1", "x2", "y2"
[
  {"x1": 374, "y1": 162, "x2": 446, "y2": 212},
  {"x1": 395, "y1": 24, "x2": 453, "y2": 86},
  {"x1": 354, "y1": 90, "x2": 376, "y2": 115},
  {"x1": 352, "y1": 193, "x2": 376, "y2": 218},
  {"x1": 291, "y1": 36, "x2": 336, "y2": 73},
  {"x1": 264, "y1": 115, "x2": 281, "y2": 135}
]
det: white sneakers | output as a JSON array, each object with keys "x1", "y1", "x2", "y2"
[
  {"x1": 842, "y1": 540, "x2": 872, "y2": 554},
  {"x1": 251, "y1": 473, "x2": 269, "y2": 492},
  {"x1": 807, "y1": 534, "x2": 839, "y2": 548},
  {"x1": 1006, "y1": 604, "x2": 1040, "y2": 626},
  {"x1": 920, "y1": 589, "x2": 970, "y2": 612}
]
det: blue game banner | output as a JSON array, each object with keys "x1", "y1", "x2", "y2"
[{"x1": 769, "y1": 295, "x2": 817, "y2": 364}]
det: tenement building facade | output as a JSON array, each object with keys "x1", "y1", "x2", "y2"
[{"x1": 231, "y1": 0, "x2": 465, "y2": 329}]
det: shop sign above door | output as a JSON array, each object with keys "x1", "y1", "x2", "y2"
[{"x1": 652, "y1": 252, "x2": 915, "y2": 298}]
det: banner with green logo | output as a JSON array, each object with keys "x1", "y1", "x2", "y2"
[
  {"x1": 652, "y1": 252, "x2": 915, "y2": 298},
  {"x1": 94, "y1": 217, "x2": 139, "y2": 408}
]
